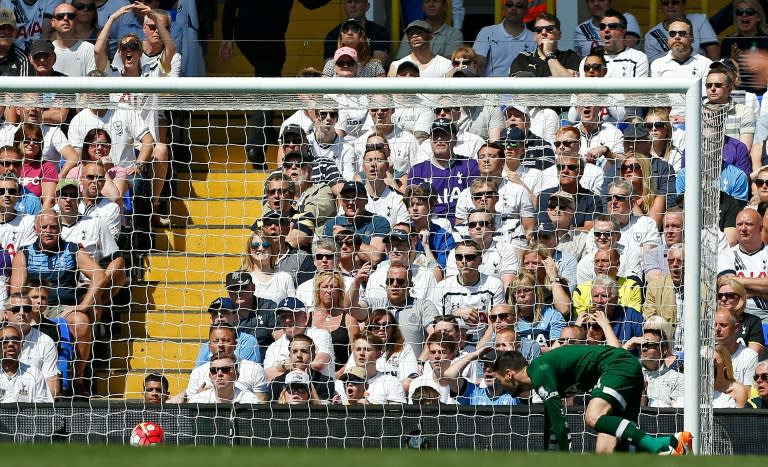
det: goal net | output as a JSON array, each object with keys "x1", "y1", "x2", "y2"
[{"x1": 0, "y1": 77, "x2": 722, "y2": 453}]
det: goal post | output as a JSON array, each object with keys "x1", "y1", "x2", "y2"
[{"x1": 0, "y1": 76, "x2": 715, "y2": 452}]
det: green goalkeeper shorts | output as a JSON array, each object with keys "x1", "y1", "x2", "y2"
[{"x1": 589, "y1": 352, "x2": 644, "y2": 421}]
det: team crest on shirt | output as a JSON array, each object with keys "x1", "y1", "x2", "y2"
[
  {"x1": 408, "y1": 313, "x2": 419, "y2": 324},
  {"x1": 633, "y1": 232, "x2": 642, "y2": 242},
  {"x1": 111, "y1": 121, "x2": 124, "y2": 136}
]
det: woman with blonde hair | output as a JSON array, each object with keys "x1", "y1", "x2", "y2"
[
  {"x1": 749, "y1": 165, "x2": 768, "y2": 205},
  {"x1": 645, "y1": 108, "x2": 684, "y2": 173},
  {"x1": 717, "y1": 277, "x2": 765, "y2": 354},
  {"x1": 507, "y1": 272, "x2": 566, "y2": 350},
  {"x1": 708, "y1": 345, "x2": 750, "y2": 407},
  {"x1": 322, "y1": 19, "x2": 385, "y2": 77},
  {"x1": 518, "y1": 243, "x2": 571, "y2": 319},
  {"x1": 240, "y1": 229, "x2": 295, "y2": 303},
  {"x1": 618, "y1": 152, "x2": 669, "y2": 227},
  {"x1": 721, "y1": 0, "x2": 768, "y2": 94},
  {"x1": 310, "y1": 270, "x2": 360, "y2": 376}
]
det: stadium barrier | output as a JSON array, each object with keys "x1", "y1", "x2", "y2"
[{"x1": 0, "y1": 403, "x2": 752, "y2": 454}]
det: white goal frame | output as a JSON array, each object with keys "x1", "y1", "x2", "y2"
[{"x1": 0, "y1": 76, "x2": 706, "y2": 453}]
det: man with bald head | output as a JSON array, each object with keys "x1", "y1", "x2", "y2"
[{"x1": 722, "y1": 208, "x2": 768, "y2": 322}]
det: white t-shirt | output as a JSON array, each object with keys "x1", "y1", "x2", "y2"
[
  {"x1": 364, "y1": 260, "x2": 439, "y2": 305},
  {"x1": 334, "y1": 370, "x2": 406, "y2": 404},
  {"x1": 408, "y1": 373, "x2": 457, "y2": 404},
  {"x1": 501, "y1": 165, "x2": 544, "y2": 195},
  {"x1": 389, "y1": 54, "x2": 453, "y2": 78},
  {"x1": 435, "y1": 273, "x2": 505, "y2": 340},
  {"x1": 731, "y1": 344, "x2": 759, "y2": 387},
  {"x1": 185, "y1": 360, "x2": 268, "y2": 396},
  {"x1": 353, "y1": 127, "x2": 420, "y2": 175},
  {"x1": 309, "y1": 134, "x2": 356, "y2": 181},
  {"x1": 416, "y1": 129, "x2": 485, "y2": 163},
  {"x1": 53, "y1": 40, "x2": 97, "y2": 77},
  {"x1": 650, "y1": 53, "x2": 712, "y2": 117},
  {"x1": 187, "y1": 386, "x2": 262, "y2": 404},
  {"x1": 0, "y1": 124, "x2": 71, "y2": 165},
  {"x1": 263, "y1": 328, "x2": 335, "y2": 378},
  {"x1": 296, "y1": 274, "x2": 355, "y2": 310},
  {"x1": 343, "y1": 344, "x2": 419, "y2": 382},
  {"x1": 61, "y1": 215, "x2": 118, "y2": 265},
  {"x1": 445, "y1": 240, "x2": 519, "y2": 280},
  {"x1": 365, "y1": 187, "x2": 410, "y2": 229},
  {"x1": 69, "y1": 108, "x2": 151, "y2": 168},
  {"x1": 248, "y1": 271, "x2": 296, "y2": 304},
  {"x1": 20, "y1": 328, "x2": 60, "y2": 380},
  {"x1": 618, "y1": 215, "x2": 662, "y2": 249},
  {"x1": 79, "y1": 198, "x2": 121, "y2": 240},
  {"x1": 389, "y1": 107, "x2": 433, "y2": 136},
  {"x1": 0, "y1": 362, "x2": 53, "y2": 403},
  {"x1": 455, "y1": 178, "x2": 535, "y2": 222}
]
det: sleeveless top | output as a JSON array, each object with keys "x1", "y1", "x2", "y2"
[
  {"x1": 309, "y1": 310, "x2": 350, "y2": 371},
  {"x1": 23, "y1": 241, "x2": 79, "y2": 306}
]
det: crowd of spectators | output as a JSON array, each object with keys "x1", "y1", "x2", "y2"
[{"x1": 5, "y1": 0, "x2": 768, "y2": 412}]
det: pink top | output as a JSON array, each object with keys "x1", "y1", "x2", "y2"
[
  {"x1": 21, "y1": 161, "x2": 58, "y2": 197},
  {"x1": 66, "y1": 165, "x2": 127, "y2": 181}
]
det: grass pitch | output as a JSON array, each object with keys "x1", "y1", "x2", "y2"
[{"x1": 5, "y1": 445, "x2": 764, "y2": 467}]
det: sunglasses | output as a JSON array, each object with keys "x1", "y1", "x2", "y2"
[
  {"x1": 502, "y1": 141, "x2": 521, "y2": 149},
  {"x1": 0, "y1": 187, "x2": 18, "y2": 196},
  {"x1": 583, "y1": 63, "x2": 604, "y2": 72},
  {"x1": 145, "y1": 24, "x2": 158, "y2": 31},
  {"x1": 434, "y1": 107, "x2": 458, "y2": 114},
  {"x1": 621, "y1": 163, "x2": 641, "y2": 172},
  {"x1": 121, "y1": 41, "x2": 141, "y2": 51},
  {"x1": 287, "y1": 385, "x2": 309, "y2": 394},
  {"x1": 9, "y1": 305, "x2": 32, "y2": 314},
  {"x1": 282, "y1": 161, "x2": 305, "y2": 169},
  {"x1": 209, "y1": 366, "x2": 234, "y2": 374},
  {"x1": 754, "y1": 178, "x2": 768, "y2": 187},
  {"x1": 705, "y1": 82, "x2": 725, "y2": 89},
  {"x1": 598, "y1": 22, "x2": 623, "y2": 30},
  {"x1": 533, "y1": 25, "x2": 556, "y2": 34},
  {"x1": 452, "y1": 59, "x2": 473, "y2": 67},
  {"x1": 335, "y1": 237, "x2": 355, "y2": 246},
  {"x1": 370, "y1": 108, "x2": 391, "y2": 113},
  {"x1": 641, "y1": 342, "x2": 660, "y2": 350},
  {"x1": 754, "y1": 373, "x2": 768, "y2": 382},
  {"x1": 467, "y1": 220, "x2": 492, "y2": 228},
  {"x1": 85, "y1": 174, "x2": 106, "y2": 181},
  {"x1": 505, "y1": 2, "x2": 527, "y2": 8},
  {"x1": 717, "y1": 292, "x2": 739, "y2": 301},
  {"x1": 593, "y1": 231, "x2": 613, "y2": 238},
  {"x1": 644, "y1": 122, "x2": 665, "y2": 130},
  {"x1": 455, "y1": 253, "x2": 479, "y2": 262},
  {"x1": 251, "y1": 241, "x2": 272, "y2": 249},
  {"x1": 336, "y1": 60, "x2": 356, "y2": 67},
  {"x1": 471, "y1": 192, "x2": 496, "y2": 201},
  {"x1": 668, "y1": 30, "x2": 689, "y2": 38},
  {"x1": 32, "y1": 52, "x2": 52, "y2": 61},
  {"x1": 318, "y1": 111, "x2": 338, "y2": 119},
  {"x1": 557, "y1": 163, "x2": 579, "y2": 171},
  {"x1": 314, "y1": 253, "x2": 335, "y2": 261},
  {"x1": 661, "y1": 0, "x2": 682, "y2": 5},
  {"x1": 365, "y1": 143, "x2": 387, "y2": 152},
  {"x1": 608, "y1": 194, "x2": 630, "y2": 203},
  {"x1": 366, "y1": 322, "x2": 391, "y2": 330},
  {"x1": 54, "y1": 12, "x2": 76, "y2": 20},
  {"x1": 488, "y1": 313, "x2": 512, "y2": 322},
  {"x1": 0, "y1": 160, "x2": 21, "y2": 167},
  {"x1": 73, "y1": 2, "x2": 97, "y2": 10},
  {"x1": 554, "y1": 139, "x2": 578, "y2": 148},
  {"x1": 548, "y1": 202, "x2": 573, "y2": 210},
  {"x1": 387, "y1": 277, "x2": 408, "y2": 287},
  {"x1": 23, "y1": 139, "x2": 42, "y2": 145},
  {"x1": 736, "y1": 7, "x2": 757, "y2": 16}
]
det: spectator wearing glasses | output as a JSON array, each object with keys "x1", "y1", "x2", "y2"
[
  {"x1": 357, "y1": 263, "x2": 440, "y2": 355},
  {"x1": 404, "y1": 183, "x2": 454, "y2": 269},
  {"x1": 276, "y1": 125, "x2": 345, "y2": 196},
  {"x1": 573, "y1": 104, "x2": 624, "y2": 171},
  {"x1": 0, "y1": 8, "x2": 30, "y2": 77},
  {"x1": 537, "y1": 152, "x2": 603, "y2": 232},
  {"x1": 617, "y1": 150, "x2": 676, "y2": 228},
  {"x1": 541, "y1": 126, "x2": 604, "y2": 196},
  {"x1": 408, "y1": 119, "x2": 480, "y2": 226},
  {"x1": 715, "y1": 308, "x2": 759, "y2": 386},
  {"x1": 717, "y1": 277, "x2": 765, "y2": 355},
  {"x1": 269, "y1": 334, "x2": 335, "y2": 402},
  {"x1": 508, "y1": 271, "x2": 566, "y2": 349},
  {"x1": 502, "y1": 107, "x2": 557, "y2": 170},
  {"x1": 355, "y1": 309, "x2": 419, "y2": 391},
  {"x1": 416, "y1": 106, "x2": 485, "y2": 162},
  {"x1": 323, "y1": 0, "x2": 389, "y2": 65},
  {"x1": 570, "y1": 48, "x2": 632, "y2": 124},
  {"x1": 574, "y1": 2, "x2": 641, "y2": 56},
  {"x1": 573, "y1": 248, "x2": 643, "y2": 316},
  {"x1": 509, "y1": 13, "x2": 580, "y2": 78},
  {"x1": 187, "y1": 352, "x2": 263, "y2": 404},
  {"x1": 261, "y1": 173, "x2": 298, "y2": 221},
  {"x1": 77, "y1": 161, "x2": 120, "y2": 239},
  {"x1": 277, "y1": 369, "x2": 323, "y2": 405},
  {"x1": 436, "y1": 240, "x2": 505, "y2": 348},
  {"x1": 355, "y1": 108, "x2": 420, "y2": 180},
  {"x1": 307, "y1": 107, "x2": 357, "y2": 181},
  {"x1": 747, "y1": 360, "x2": 768, "y2": 408},
  {"x1": 576, "y1": 213, "x2": 643, "y2": 285},
  {"x1": 538, "y1": 191, "x2": 589, "y2": 263},
  {"x1": 73, "y1": 0, "x2": 99, "y2": 43},
  {"x1": 457, "y1": 177, "x2": 533, "y2": 241},
  {"x1": 51, "y1": 2, "x2": 96, "y2": 77},
  {"x1": 395, "y1": 0, "x2": 463, "y2": 60},
  {"x1": 323, "y1": 20, "x2": 385, "y2": 78},
  {"x1": 15, "y1": 124, "x2": 57, "y2": 210},
  {"x1": 296, "y1": 239, "x2": 351, "y2": 306},
  {"x1": 644, "y1": 108, "x2": 685, "y2": 173},
  {"x1": 649, "y1": 16, "x2": 713, "y2": 121},
  {"x1": 631, "y1": 324, "x2": 684, "y2": 408},
  {"x1": 239, "y1": 228, "x2": 296, "y2": 304},
  {"x1": 578, "y1": 10, "x2": 648, "y2": 79},
  {"x1": 280, "y1": 151, "x2": 336, "y2": 231},
  {"x1": 447, "y1": 208, "x2": 519, "y2": 288},
  {"x1": 719, "y1": 0, "x2": 768, "y2": 95},
  {"x1": 365, "y1": 224, "x2": 441, "y2": 295},
  {"x1": 704, "y1": 62, "x2": 757, "y2": 154},
  {"x1": 0, "y1": 323, "x2": 52, "y2": 403},
  {"x1": 258, "y1": 211, "x2": 315, "y2": 287},
  {"x1": 20, "y1": 47, "x2": 69, "y2": 127},
  {"x1": 225, "y1": 271, "x2": 278, "y2": 359},
  {"x1": 448, "y1": 45, "x2": 482, "y2": 77},
  {"x1": 335, "y1": 332, "x2": 407, "y2": 404},
  {"x1": 480, "y1": 306, "x2": 542, "y2": 360},
  {"x1": 499, "y1": 128, "x2": 545, "y2": 207},
  {"x1": 471, "y1": 0, "x2": 535, "y2": 77},
  {"x1": 646, "y1": 0, "x2": 720, "y2": 63},
  {"x1": 0, "y1": 173, "x2": 37, "y2": 299},
  {"x1": 387, "y1": 20, "x2": 452, "y2": 78},
  {"x1": 604, "y1": 179, "x2": 661, "y2": 251}
]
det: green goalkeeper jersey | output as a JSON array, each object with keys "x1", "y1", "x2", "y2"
[{"x1": 526, "y1": 345, "x2": 642, "y2": 450}]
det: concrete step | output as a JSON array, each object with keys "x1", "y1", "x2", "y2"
[
  {"x1": 133, "y1": 283, "x2": 228, "y2": 311},
  {"x1": 154, "y1": 227, "x2": 251, "y2": 253},
  {"x1": 169, "y1": 199, "x2": 263, "y2": 226},
  {"x1": 143, "y1": 253, "x2": 242, "y2": 282},
  {"x1": 174, "y1": 169, "x2": 269, "y2": 198},
  {"x1": 95, "y1": 370, "x2": 189, "y2": 400},
  {"x1": 123, "y1": 339, "x2": 202, "y2": 371},
  {"x1": 128, "y1": 311, "x2": 210, "y2": 340},
  {"x1": 189, "y1": 125, "x2": 247, "y2": 145}
]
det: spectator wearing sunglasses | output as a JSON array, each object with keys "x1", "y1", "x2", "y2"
[
  {"x1": 538, "y1": 191, "x2": 589, "y2": 263},
  {"x1": 537, "y1": 152, "x2": 603, "y2": 231},
  {"x1": 746, "y1": 359, "x2": 768, "y2": 408},
  {"x1": 279, "y1": 151, "x2": 336, "y2": 231},
  {"x1": 719, "y1": 0, "x2": 768, "y2": 95},
  {"x1": 187, "y1": 352, "x2": 263, "y2": 404},
  {"x1": 632, "y1": 325, "x2": 684, "y2": 408},
  {"x1": 471, "y1": 0, "x2": 535, "y2": 77},
  {"x1": 578, "y1": 10, "x2": 648, "y2": 80},
  {"x1": 650, "y1": 16, "x2": 714, "y2": 122},
  {"x1": 239, "y1": 227, "x2": 296, "y2": 304},
  {"x1": 646, "y1": 0, "x2": 720, "y2": 63},
  {"x1": 541, "y1": 126, "x2": 604, "y2": 196},
  {"x1": 575, "y1": 213, "x2": 643, "y2": 286},
  {"x1": 394, "y1": 0, "x2": 463, "y2": 61},
  {"x1": 51, "y1": 2, "x2": 96, "y2": 77},
  {"x1": 274, "y1": 125, "x2": 345, "y2": 196},
  {"x1": 704, "y1": 62, "x2": 757, "y2": 155},
  {"x1": 716, "y1": 277, "x2": 764, "y2": 355},
  {"x1": 574, "y1": 3, "x2": 641, "y2": 56},
  {"x1": 509, "y1": 13, "x2": 580, "y2": 78},
  {"x1": 0, "y1": 323, "x2": 52, "y2": 403}
]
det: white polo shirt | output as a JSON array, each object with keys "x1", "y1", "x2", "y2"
[
  {"x1": 186, "y1": 360, "x2": 269, "y2": 397},
  {"x1": 0, "y1": 362, "x2": 52, "y2": 403},
  {"x1": 263, "y1": 328, "x2": 335, "y2": 378}
]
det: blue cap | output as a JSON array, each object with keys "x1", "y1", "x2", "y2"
[
  {"x1": 276, "y1": 297, "x2": 306, "y2": 314},
  {"x1": 208, "y1": 297, "x2": 236, "y2": 313}
]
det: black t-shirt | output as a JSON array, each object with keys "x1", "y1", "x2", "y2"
[
  {"x1": 509, "y1": 49, "x2": 582, "y2": 77},
  {"x1": 737, "y1": 311, "x2": 765, "y2": 348},
  {"x1": 238, "y1": 300, "x2": 277, "y2": 358},
  {"x1": 324, "y1": 20, "x2": 391, "y2": 59}
]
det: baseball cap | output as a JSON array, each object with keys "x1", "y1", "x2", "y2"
[
  {"x1": 339, "y1": 181, "x2": 367, "y2": 198},
  {"x1": 499, "y1": 127, "x2": 525, "y2": 141},
  {"x1": 622, "y1": 123, "x2": 650, "y2": 141},
  {"x1": 284, "y1": 370, "x2": 311, "y2": 387},
  {"x1": 29, "y1": 40, "x2": 54, "y2": 56},
  {"x1": 276, "y1": 297, "x2": 306, "y2": 314},
  {"x1": 280, "y1": 124, "x2": 307, "y2": 140},
  {"x1": 431, "y1": 118, "x2": 457, "y2": 136},
  {"x1": 262, "y1": 211, "x2": 290, "y2": 225},
  {"x1": 501, "y1": 104, "x2": 528, "y2": 116},
  {"x1": 341, "y1": 18, "x2": 365, "y2": 32},
  {"x1": 396, "y1": 61, "x2": 419, "y2": 76},
  {"x1": 225, "y1": 271, "x2": 253, "y2": 290},
  {"x1": 404, "y1": 19, "x2": 431, "y2": 34},
  {"x1": 0, "y1": 8, "x2": 15, "y2": 27},
  {"x1": 208, "y1": 297, "x2": 236, "y2": 314},
  {"x1": 55, "y1": 179, "x2": 79, "y2": 193},
  {"x1": 478, "y1": 349, "x2": 499, "y2": 366},
  {"x1": 532, "y1": 221, "x2": 556, "y2": 239},
  {"x1": 550, "y1": 191, "x2": 576, "y2": 208},
  {"x1": 282, "y1": 150, "x2": 313, "y2": 164},
  {"x1": 385, "y1": 228, "x2": 410, "y2": 244},
  {"x1": 334, "y1": 46, "x2": 358, "y2": 62},
  {"x1": 446, "y1": 67, "x2": 477, "y2": 78},
  {"x1": 340, "y1": 366, "x2": 367, "y2": 383}
]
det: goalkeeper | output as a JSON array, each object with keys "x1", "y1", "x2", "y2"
[{"x1": 491, "y1": 346, "x2": 692, "y2": 454}]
